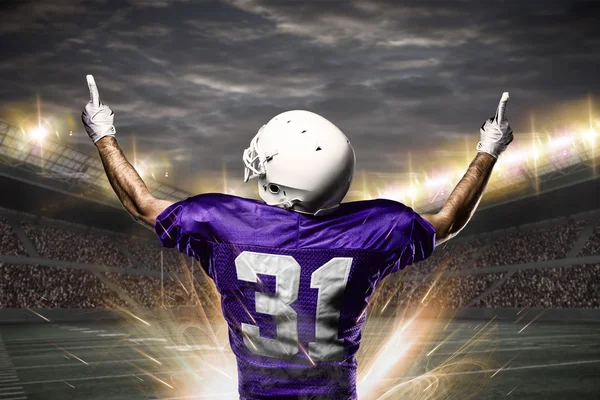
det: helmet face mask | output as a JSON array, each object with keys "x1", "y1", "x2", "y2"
[
  {"x1": 242, "y1": 127, "x2": 268, "y2": 183},
  {"x1": 243, "y1": 110, "x2": 355, "y2": 216}
]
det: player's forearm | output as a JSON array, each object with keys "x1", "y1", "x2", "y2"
[
  {"x1": 82, "y1": 76, "x2": 173, "y2": 230},
  {"x1": 441, "y1": 152, "x2": 496, "y2": 235},
  {"x1": 422, "y1": 93, "x2": 512, "y2": 245},
  {"x1": 95, "y1": 136, "x2": 153, "y2": 220},
  {"x1": 427, "y1": 152, "x2": 496, "y2": 243}
]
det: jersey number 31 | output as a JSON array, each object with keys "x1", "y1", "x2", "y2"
[{"x1": 235, "y1": 251, "x2": 352, "y2": 362}]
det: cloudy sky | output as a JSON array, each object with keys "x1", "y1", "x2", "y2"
[{"x1": 1, "y1": 0, "x2": 599, "y2": 193}]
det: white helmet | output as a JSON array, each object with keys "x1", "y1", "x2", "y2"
[{"x1": 243, "y1": 110, "x2": 355, "y2": 216}]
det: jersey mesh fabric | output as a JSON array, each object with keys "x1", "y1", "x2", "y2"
[{"x1": 214, "y1": 243, "x2": 389, "y2": 399}]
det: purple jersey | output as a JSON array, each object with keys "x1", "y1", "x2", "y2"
[{"x1": 155, "y1": 193, "x2": 435, "y2": 400}]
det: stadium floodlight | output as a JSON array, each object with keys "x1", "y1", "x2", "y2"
[
  {"x1": 29, "y1": 126, "x2": 48, "y2": 142},
  {"x1": 408, "y1": 186, "x2": 418, "y2": 202},
  {"x1": 583, "y1": 128, "x2": 597, "y2": 145},
  {"x1": 424, "y1": 175, "x2": 451, "y2": 188},
  {"x1": 0, "y1": 118, "x2": 193, "y2": 206},
  {"x1": 547, "y1": 136, "x2": 574, "y2": 149},
  {"x1": 2, "y1": 108, "x2": 600, "y2": 213}
]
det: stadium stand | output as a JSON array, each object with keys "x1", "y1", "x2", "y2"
[
  {"x1": 0, "y1": 217, "x2": 27, "y2": 256},
  {"x1": 579, "y1": 220, "x2": 600, "y2": 257},
  {"x1": 125, "y1": 239, "x2": 185, "y2": 272},
  {"x1": 22, "y1": 222, "x2": 134, "y2": 268},
  {"x1": 405, "y1": 239, "x2": 486, "y2": 275},
  {"x1": 474, "y1": 264, "x2": 600, "y2": 308},
  {"x1": 372, "y1": 273, "x2": 505, "y2": 311},
  {"x1": 0, "y1": 263, "x2": 126, "y2": 308},
  {"x1": 472, "y1": 219, "x2": 587, "y2": 268},
  {"x1": 103, "y1": 272, "x2": 194, "y2": 308},
  {"x1": 1, "y1": 206, "x2": 600, "y2": 310}
]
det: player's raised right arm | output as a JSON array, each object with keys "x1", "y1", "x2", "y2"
[
  {"x1": 422, "y1": 93, "x2": 513, "y2": 246},
  {"x1": 81, "y1": 75, "x2": 173, "y2": 230}
]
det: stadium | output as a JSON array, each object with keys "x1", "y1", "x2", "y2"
[
  {"x1": 2, "y1": 0, "x2": 600, "y2": 398},
  {"x1": 1, "y1": 101, "x2": 600, "y2": 400}
]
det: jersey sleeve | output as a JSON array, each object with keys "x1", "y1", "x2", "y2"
[
  {"x1": 382, "y1": 206, "x2": 436, "y2": 276},
  {"x1": 154, "y1": 195, "x2": 215, "y2": 276}
]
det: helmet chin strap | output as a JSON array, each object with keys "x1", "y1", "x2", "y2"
[
  {"x1": 272, "y1": 198, "x2": 339, "y2": 217},
  {"x1": 275, "y1": 198, "x2": 302, "y2": 210}
]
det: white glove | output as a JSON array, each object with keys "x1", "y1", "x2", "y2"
[
  {"x1": 81, "y1": 75, "x2": 116, "y2": 143},
  {"x1": 477, "y1": 92, "x2": 513, "y2": 158}
]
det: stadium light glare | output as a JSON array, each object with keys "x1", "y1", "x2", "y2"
[
  {"x1": 583, "y1": 128, "x2": 597, "y2": 145},
  {"x1": 424, "y1": 175, "x2": 451, "y2": 188},
  {"x1": 29, "y1": 126, "x2": 48, "y2": 142},
  {"x1": 501, "y1": 150, "x2": 527, "y2": 164},
  {"x1": 377, "y1": 187, "x2": 402, "y2": 201},
  {"x1": 531, "y1": 145, "x2": 541, "y2": 161},
  {"x1": 408, "y1": 186, "x2": 417, "y2": 201},
  {"x1": 134, "y1": 164, "x2": 146, "y2": 177},
  {"x1": 547, "y1": 136, "x2": 574, "y2": 149}
]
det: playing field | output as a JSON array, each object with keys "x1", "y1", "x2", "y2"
[{"x1": 0, "y1": 317, "x2": 599, "y2": 399}]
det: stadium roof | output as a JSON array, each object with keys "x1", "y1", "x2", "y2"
[
  {"x1": 346, "y1": 124, "x2": 600, "y2": 213},
  {"x1": 0, "y1": 119, "x2": 192, "y2": 209},
  {"x1": 0, "y1": 117, "x2": 599, "y2": 214}
]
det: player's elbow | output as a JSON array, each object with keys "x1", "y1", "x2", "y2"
[
  {"x1": 133, "y1": 197, "x2": 174, "y2": 229},
  {"x1": 124, "y1": 202, "x2": 149, "y2": 226},
  {"x1": 422, "y1": 212, "x2": 457, "y2": 246}
]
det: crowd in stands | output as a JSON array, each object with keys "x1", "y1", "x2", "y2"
[
  {"x1": 103, "y1": 272, "x2": 211, "y2": 309},
  {"x1": 405, "y1": 240, "x2": 485, "y2": 275},
  {"x1": 371, "y1": 273, "x2": 503, "y2": 311},
  {"x1": 0, "y1": 262, "x2": 216, "y2": 310},
  {"x1": 0, "y1": 217, "x2": 27, "y2": 256},
  {"x1": 22, "y1": 222, "x2": 134, "y2": 268},
  {"x1": 472, "y1": 220, "x2": 587, "y2": 268},
  {"x1": 475, "y1": 264, "x2": 600, "y2": 308},
  {"x1": 580, "y1": 221, "x2": 600, "y2": 257},
  {"x1": 0, "y1": 263, "x2": 124, "y2": 308},
  {"x1": 1, "y1": 215, "x2": 600, "y2": 310},
  {"x1": 125, "y1": 239, "x2": 184, "y2": 272}
]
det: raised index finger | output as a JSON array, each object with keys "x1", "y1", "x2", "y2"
[
  {"x1": 86, "y1": 74, "x2": 100, "y2": 107},
  {"x1": 494, "y1": 92, "x2": 509, "y2": 123}
]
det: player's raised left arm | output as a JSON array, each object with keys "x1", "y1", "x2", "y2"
[
  {"x1": 422, "y1": 93, "x2": 513, "y2": 246},
  {"x1": 81, "y1": 75, "x2": 173, "y2": 230}
]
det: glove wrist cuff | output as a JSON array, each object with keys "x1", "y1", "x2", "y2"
[
  {"x1": 93, "y1": 133, "x2": 116, "y2": 144},
  {"x1": 476, "y1": 141, "x2": 505, "y2": 159},
  {"x1": 91, "y1": 125, "x2": 116, "y2": 143}
]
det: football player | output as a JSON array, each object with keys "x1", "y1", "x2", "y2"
[{"x1": 82, "y1": 74, "x2": 512, "y2": 399}]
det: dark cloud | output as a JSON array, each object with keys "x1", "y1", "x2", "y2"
[{"x1": 0, "y1": 0, "x2": 598, "y2": 191}]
